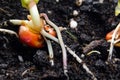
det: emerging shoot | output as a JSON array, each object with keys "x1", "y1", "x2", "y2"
[{"x1": 21, "y1": 0, "x2": 44, "y2": 32}]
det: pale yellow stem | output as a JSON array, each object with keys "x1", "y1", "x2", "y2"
[{"x1": 28, "y1": 0, "x2": 43, "y2": 32}]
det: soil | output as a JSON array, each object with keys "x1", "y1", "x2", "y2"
[{"x1": 0, "y1": 0, "x2": 120, "y2": 80}]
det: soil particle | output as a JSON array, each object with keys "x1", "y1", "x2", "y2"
[
  {"x1": 33, "y1": 50, "x2": 50, "y2": 67},
  {"x1": 83, "y1": 39, "x2": 104, "y2": 54}
]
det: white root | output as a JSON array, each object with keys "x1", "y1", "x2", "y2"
[
  {"x1": 22, "y1": 69, "x2": 29, "y2": 76},
  {"x1": 40, "y1": 13, "x2": 68, "y2": 75},
  {"x1": 87, "y1": 50, "x2": 101, "y2": 56},
  {"x1": 114, "y1": 39, "x2": 120, "y2": 44},
  {"x1": 42, "y1": 33, "x2": 97, "y2": 79},
  {"x1": 44, "y1": 37, "x2": 54, "y2": 66},
  {"x1": 65, "y1": 45, "x2": 97, "y2": 80},
  {"x1": 40, "y1": 14, "x2": 96, "y2": 79},
  {"x1": 83, "y1": 64, "x2": 97, "y2": 80},
  {"x1": 65, "y1": 45, "x2": 82, "y2": 63},
  {"x1": 0, "y1": 19, "x2": 27, "y2": 27},
  {"x1": 107, "y1": 23, "x2": 120, "y2": 62},
  {"x1": 9, "y1": 20, "x2": 29, "y2": 25},
  {"x1": 0, "y1": 29, "x2": 18, "y2": 37},
  {"x1": 41, "y1": 29, "x2": 58, "y2": 42}
]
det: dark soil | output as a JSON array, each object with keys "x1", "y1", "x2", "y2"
[{"x1": 0, "y1": 0, "x2": 120, "y2": 80}]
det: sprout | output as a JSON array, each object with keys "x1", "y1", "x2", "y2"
[
  {"x1": 21, "y1": 0, "x2": 43, "y2": 32},
  {"x1": 21, "y1": 0, "x2": 39, "y2": 9}
]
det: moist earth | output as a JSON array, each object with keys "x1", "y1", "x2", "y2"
[{"x1": 0, "y1": 0, "x2": 120, "y2": 80}]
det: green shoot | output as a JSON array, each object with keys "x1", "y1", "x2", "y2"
[
  {"x1": 21, "y1": 0, "x2": 43, "y2": 32},
  {"x1": 21, "y1": 0, "x2": 39, "y2": 9},
  {"x1": 115, "y1": 0, "x2": 120, "y2": 16}
]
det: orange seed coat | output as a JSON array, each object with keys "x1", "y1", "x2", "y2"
[{"x1": 19, "y1": 25, "x2": 44, "y2": 48}]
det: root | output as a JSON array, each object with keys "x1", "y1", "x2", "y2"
[
  {"x1": 65, "y1": 45, "x2": 97, "y2": 80},
  {"x1": 87, "y1": 50, "x2": 101, "y2": 56},
  {"x1": 44, "y1": 37, "x2": 54, "y2": 66},
  {"x1": 107, "y1": 23, "x2": 120, "y2": 62},
  {"x1": 0, "y1": 29, "x2": 18, "y2": 37},
  {"x1": 40, "y1": 13, "x2": 68, "y2": 75}
]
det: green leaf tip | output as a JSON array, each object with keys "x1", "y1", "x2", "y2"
[
  {"x1": 115, "y1": 0, "x2": 120, "y2": 16},
  {"x1": 21, "y1": 0, "x2": 39, "y2": 9}
]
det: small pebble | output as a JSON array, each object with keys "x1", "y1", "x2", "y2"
[
  {"x1": 81, "y1": 54, "x2": 85, "y2": 58},
  {"x1": 18, "y1": 55, "x2": 24, "y2": 62},
  {"x1": 56, "y1": 0, "x2": 59, "y2": 2},
  {"x1": 99, "y1": 0, "x2": 104, "y2": 3},
  {"x1": 47, "y1": 10, "x2": 52, "y2": 14},
  {"x1": 73, "y1": 10, "x2": 79, "y2": 16},
  {"x1": 69, "y1": 19, "x2": 78, "y2": 29}
]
